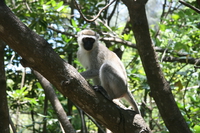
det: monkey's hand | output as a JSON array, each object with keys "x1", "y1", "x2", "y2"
[
  {"x1": 80, "y1": 69, "x2": 99, "y2": 79},
  {"x1": 93, "y1": 85, "x2": 111, "y2": 100}
]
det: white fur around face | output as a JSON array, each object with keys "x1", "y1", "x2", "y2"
[{"x1": 77, "y1": 48, "x2": 90, "y2": 69}]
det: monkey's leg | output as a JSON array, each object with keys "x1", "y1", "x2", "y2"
[
  {"x1": 100, "y1": 63, "x2": 127, "y2": 99},
  {"x1": 100, "y1": 63, "x2": 140, "y2": 114}
]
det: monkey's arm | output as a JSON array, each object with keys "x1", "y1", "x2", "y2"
[{"x1": 80, "y1": 69, "x2": 99, "y2": 79}]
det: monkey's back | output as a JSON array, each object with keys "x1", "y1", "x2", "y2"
[{"x1": 89, "y1": 44, "x2": 117, "y2": 69}]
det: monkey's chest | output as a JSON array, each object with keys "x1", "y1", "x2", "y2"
[
  {"x1": 78, "y1": 53, "x2": 90, "y2": 69},
  {"x1": 78, "y1": 50, "x2": 104, "y2": 70}
]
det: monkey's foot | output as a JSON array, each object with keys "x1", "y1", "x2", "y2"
[{"x1": 92, "y1": 85, "x2": 110, "y2": 100}]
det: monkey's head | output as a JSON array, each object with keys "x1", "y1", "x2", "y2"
[{"x1": 77, "y1": 29, "x2": 99, "y2": 51}]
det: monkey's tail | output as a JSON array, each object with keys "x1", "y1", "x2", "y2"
[{"x1": 124, "y1": 91, "x2": 141, "y2": 114}]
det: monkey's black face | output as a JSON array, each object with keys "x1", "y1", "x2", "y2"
[{"x1": 82, "y1": 37, "x2": 95, "y2": 51}]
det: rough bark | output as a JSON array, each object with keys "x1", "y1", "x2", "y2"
[
  {"x1": 0, "y1": 40, "x2": 10, "y2": 133},
  {"x1": 121, "y1": 0, "x2": 191, "y2": 133},
  {"x1": 0, "y1": 1, "x2": 150, "y2": 132}
]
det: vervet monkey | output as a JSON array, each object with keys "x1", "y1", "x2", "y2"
[{"x1": 77, "y1": 29, "x2": 140, "y2": 114}]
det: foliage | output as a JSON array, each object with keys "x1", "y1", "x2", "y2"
[{"x1": 3, "y1": 0, "x2": 200, "y2": 132}]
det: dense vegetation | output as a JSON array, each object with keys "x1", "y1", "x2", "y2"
[{"x1": 1, "y1": 0, "x2": 200, "y2": 132}]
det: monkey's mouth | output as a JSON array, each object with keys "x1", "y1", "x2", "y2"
[{"x1": 83, "y1": 43, "x2": 93, "y2": 51}]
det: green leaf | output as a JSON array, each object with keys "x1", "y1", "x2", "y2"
[
  {"x1": 172, "y1": 14, "x2": 180, "y2": 20},
  {"x1": 39, "y1": 0, "x2": 44, "y2": 5},
  {"x1": 55, "y1": 1, "x2": 63, "y2": 10},
  {"x1": 194, "y1": 125, "x2": 200, "y2": 133},
  {"x1": 51, "y1": 0, "x2": 56, "y2": 7},
  {"x1": 160, "y1": 24, "x2": 166, "y2": 31},
  {"x1": 174, "y1": 80, "x2": 183, "y2": 92},
  {"x1": 60, "y1": 55, "x2": 65, "y2": 59},
  {"x1": 123, "y1": 34, "x2": 130, "y2": 40},
  {"x1": 71, "y1": 19, "x2": 77, "y2": 28},
  {"x1": 7, "y1": 79, "x2": 14, "y2": 89}
]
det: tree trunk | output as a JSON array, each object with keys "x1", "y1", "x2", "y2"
[
  {"x1": 0, "y1": 40, "x2": 10, "y2": 133},
  {"x1": 121, "y1": 0, "x2": 191, "y2": 132}
]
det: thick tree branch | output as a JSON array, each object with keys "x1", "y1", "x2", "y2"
[
  {"x1": 163, "y1": 56, "x2": 200, "y2": 66},
  {"x1": 121, "y1": 0, "x2": 191, "y2": 132},
  {"x1": 0, "y1": 2, "x2": 150, "y2": 132}
]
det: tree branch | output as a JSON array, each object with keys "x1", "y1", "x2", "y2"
[
  {"x1": 179, "y1": 0, "x2": 200, "y2": 14},
  {"x1": 74, "y1": 0, "x2": 116, "y2": 22},
  {"x1": 107, "y1": 0, "x2": 119, "y2": 26},
  {"x1": 48, "y1": 26, "x2": 76, "y2": 37},
  {"x1": 163, "y1": 56, "x2": 200, "y2": 66},
  {"x1": 33, "y1": 70, "x2": 76, "y2": 133}
]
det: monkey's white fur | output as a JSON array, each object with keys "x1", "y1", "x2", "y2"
[{"x1": 77, "y1": 29, "x2": 140, "y2": 113}]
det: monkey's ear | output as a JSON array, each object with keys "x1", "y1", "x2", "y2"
[
  {"x1": 77, "y1": 31, "x2": 81, "y2": 37},
  {"x1": 96, "y1": 32, "x2": 100, "y2": 39}
]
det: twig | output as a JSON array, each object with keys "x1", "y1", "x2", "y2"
[
  {"x1": 9, "y1": 53, "x2": 15, "y2": 65},
  {"x1": 160, "y1": 0, "x2": 167, "y2": 20},
  {"x1": 155, "y1": 0, "x2": 173, "y2": 38},
  {"x1": 24, "y1": 0, "x2": 32, "y2": 13},
  {"x1": 48, "y1": 26, "x2": 76, "y2": 37},
  {"x1": 74, "y1": 0, "x2": 116, "y2": 22},
  {"x1": 9, "y1": 115, "x2": 17, "y2": 133},
  {"x1": 183, "y1": 71, "x2": 193, "y2": 119},
  {"x1": 20, "y1": 68, "x2": 26, "y2": 89},
  {"x1": 74, "y1": 104, "x2": 106, "y2": 133},
  {"x1": 107, "y1": 0, "x2": 119, "y2": 25},
  {"x1": 96, "y1": 18, "x2": 119, "y2": 37},
  {"x1": 169, "y1": 64, "x2": 187, "y2": 83},
  {"x1": 101, "y1": 36, "x2": 136, "y2": 48},
  {"x1": 179, "y1": 0, "x2": 200, "y2": 14}
]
